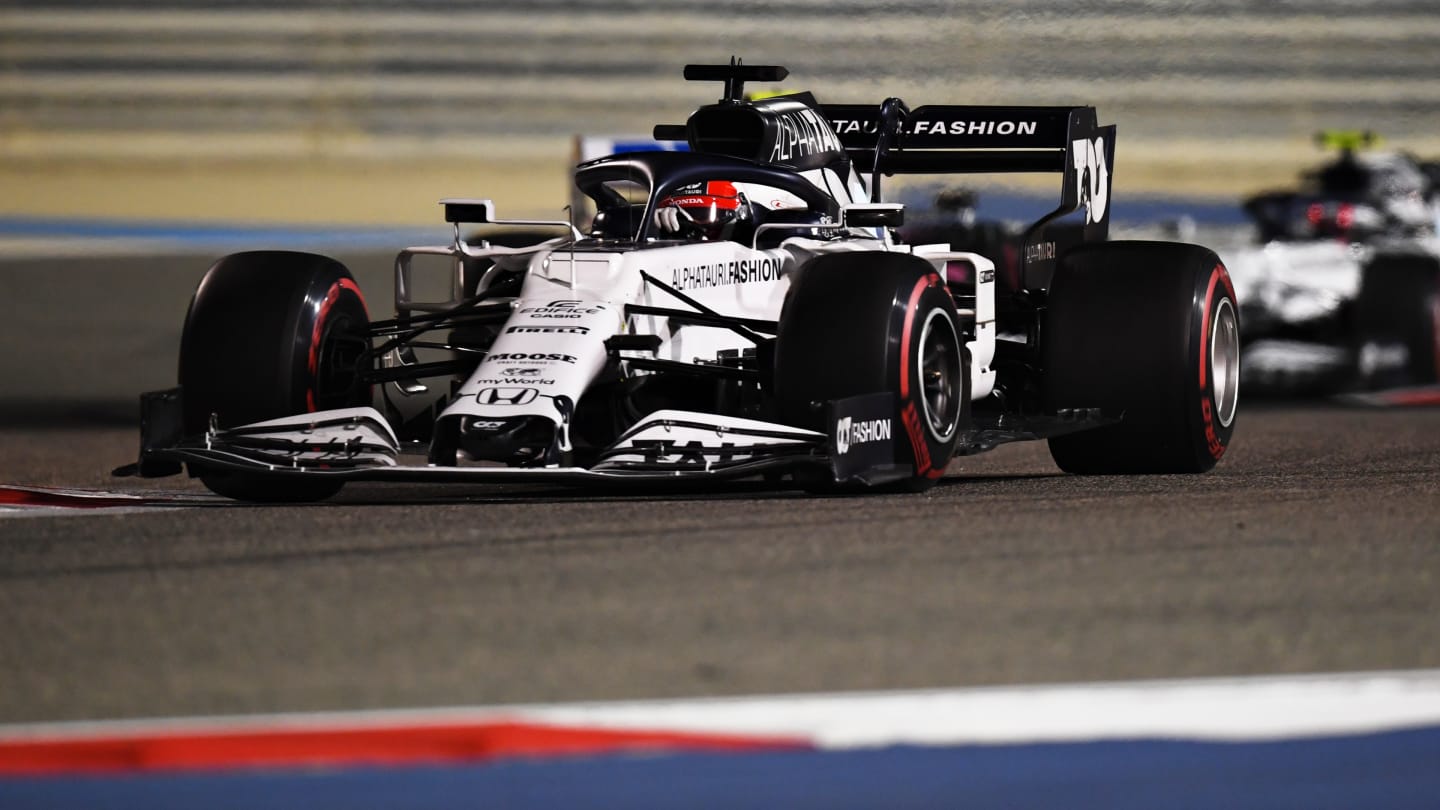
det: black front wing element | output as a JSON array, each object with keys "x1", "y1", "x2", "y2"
[
  {"x1": 115, "y1": 389, "x2": 924, "y2": 488},
  {"x1": 115, "y1": 390, "x2": 1119, "y2": 488}
]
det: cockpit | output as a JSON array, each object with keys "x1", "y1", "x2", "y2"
[{"x1": 573, "y1": 151, "x2": 842, "y2": 247}]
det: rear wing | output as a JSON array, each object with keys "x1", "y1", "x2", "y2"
[
  {"x1": 821, "y1": 101, "x2": 1116, "y2": 287},
  {"x1": 821, "y1": 103, "x2": 1114, "y2": 229}
]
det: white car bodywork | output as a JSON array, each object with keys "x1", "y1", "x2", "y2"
[
  {"x1": 424, "y1": 200, "x2": 995, "y2": 462},
  {"x1": 123, "y1": 68, "x2": 1139, "y2": 493},
  {"x1": 1221, "y1": 235, "x2": 1440, "y2": 387}
]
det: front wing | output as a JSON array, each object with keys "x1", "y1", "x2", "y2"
[{"x1": 119, "y1": 389, "x2": 914, "y2": 488}]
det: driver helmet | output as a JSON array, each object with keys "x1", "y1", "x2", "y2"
[{"x1": 657, "y1": 180, "x2": 749, "y2": 239}]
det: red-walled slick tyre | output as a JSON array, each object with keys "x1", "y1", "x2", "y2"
[
  {"x1": 1043, "y1": 241, "x2": 1239, "y2": 474},
  {"x1": 178, "y1": 251, "x2": 371, "y2": 502},
  {"x1": 775, "y1": 252, "x2": 968, "y2": 491}
]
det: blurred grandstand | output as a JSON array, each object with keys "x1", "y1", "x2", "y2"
[{"x1": 2, "y1": 0, "x2": 1438, "y2": 223}]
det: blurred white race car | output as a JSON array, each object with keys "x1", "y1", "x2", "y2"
[{"x1": 1221, "y1": 132, "x2": 1440, "y2": 395}]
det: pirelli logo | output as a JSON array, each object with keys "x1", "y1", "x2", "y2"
[{"x1": 506, "y1": 325, "x2": 590, "y2": 335}]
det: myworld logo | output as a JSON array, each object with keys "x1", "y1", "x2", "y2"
[{"x1": 835, "y1": 416, "x2": 892, "y2": 455}]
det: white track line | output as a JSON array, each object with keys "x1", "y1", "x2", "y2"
[
  {"x1": 521, "y1": 669, "x2": 1440, "y2": 747},
  {"x1": 4, "y1": 669, "x2": 1439, "y2": 748}
]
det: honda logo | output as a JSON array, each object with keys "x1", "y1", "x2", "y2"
[{"x1": 476, "y1": 386, "x2": 539, "y2": 406}]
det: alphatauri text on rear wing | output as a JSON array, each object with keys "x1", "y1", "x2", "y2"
[{"x1": 821, "y1": 102, "x2": 1115, "y2": 243}]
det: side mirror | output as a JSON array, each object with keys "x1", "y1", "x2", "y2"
[
  {"x1": 441, "y1": 198, "x2": 495, "y2": 225},
  {"x1": 841, "y1": 203, "x2": 904, "y2": 228}
]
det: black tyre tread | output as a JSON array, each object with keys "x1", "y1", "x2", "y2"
[
  {"x1": 775, "y1": 255, "x2": 909, "y2": 425},
  {"x1": 774, "y1": 252, "x2": 964, "y2": 490},
  {"x1": 179, "y1": 250, "x2": 369, "y2": 502},
  {"x1": 1044, "y1": 240, "x2": 1236, "y2": 475},
  {"x1": 180, "y1": 251, "x2": 362, "y2": 429}
]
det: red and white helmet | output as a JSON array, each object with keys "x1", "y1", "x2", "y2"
[{"x1": 656, "y1": 180, "x2": 750, "y2": 239}]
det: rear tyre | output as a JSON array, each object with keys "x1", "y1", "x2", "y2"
[
  {"x1": 179, "y1": 251, "x2": 371, "y2": 502},
  {"x1": 1044, "y1": 241, "x2": 1239, "y2": 474},
  {"x1": 774, "y1": 253, "x2": 967, "y2": 491},
  {"x1": 1353, "y1": 252, "x2": 1440, "y2": 389}
]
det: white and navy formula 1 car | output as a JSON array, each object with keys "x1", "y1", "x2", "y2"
[
  {"x1": 1223, "y1": 133, "x2": 1440, "y2": 395},
  {"x1": 118, "y1": 61, "x2": 1239, "y2": 501}
]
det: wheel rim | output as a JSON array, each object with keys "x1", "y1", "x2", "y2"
[
  {"x1": 1210, "y1": 296, "x2": 1240, "y2": 428},
  {"x1": 918, "y1": 308, "x2": 963, "y2": 442},
  {"x1": 312, "y1": 309, "x2": 368, "y2": 411}
]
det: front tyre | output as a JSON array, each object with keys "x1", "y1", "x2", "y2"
[
  {"x1": 179, "y1": 251, "x2": 371, "y2": 502},
  {"x1": 1044, "y1": 241, "x2": 1239, "y2": 474},
  {"x1": 774, "y1": 253, "x2": 967, "y2": 491}
]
